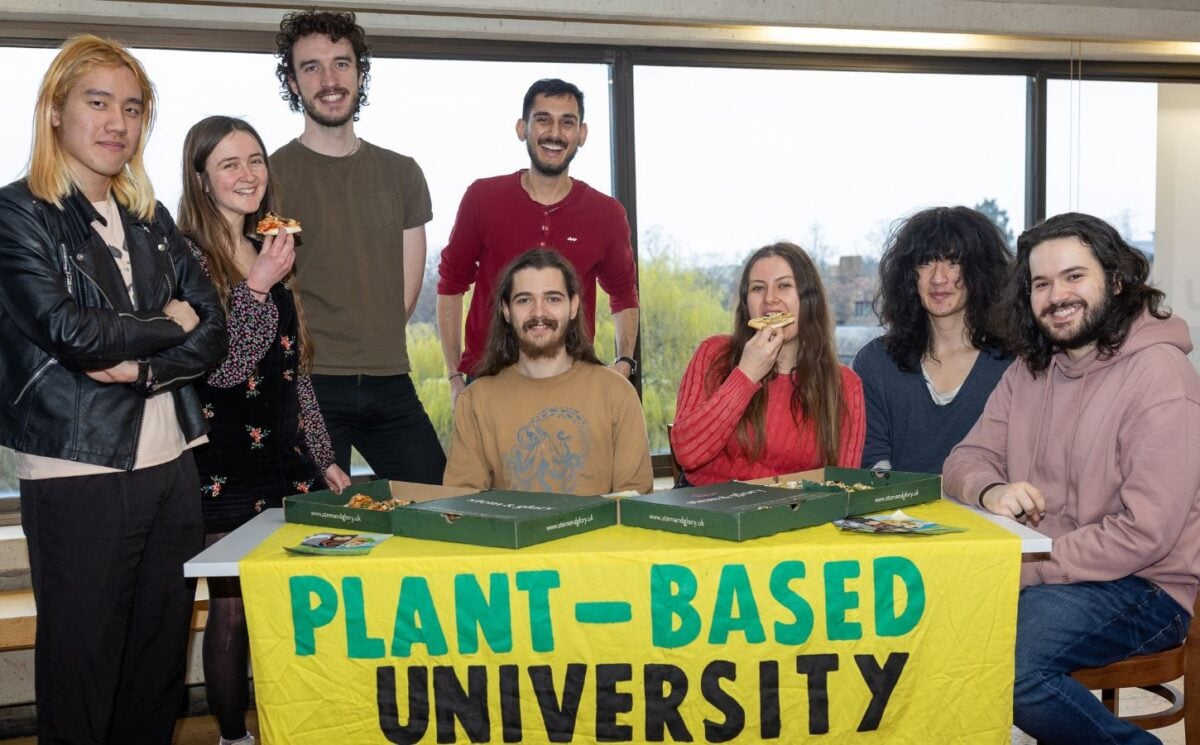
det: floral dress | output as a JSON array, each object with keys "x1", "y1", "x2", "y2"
[{"x1": 188, "y1": 239, "x2": 336, "y2": 534}]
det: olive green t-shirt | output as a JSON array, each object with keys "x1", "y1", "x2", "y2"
[{"x1": 270, "y1": 139, "x2": 432, "y2": 375}]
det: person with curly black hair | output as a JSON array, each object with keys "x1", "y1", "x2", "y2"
[
  {"x1": 269, "y1": 10, "x2": 445, "y2": 484},
  {"x1": 852, "y1": 206, "x2": 1012, "y2": 473}
]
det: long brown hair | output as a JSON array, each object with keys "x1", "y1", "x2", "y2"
[
  {"x1": 707, "y1": 242, "x2": 844, "y2": 462},
  {"x1": 474, "y1": 248, "x2": 601, "y2": 377},
  {"x1": 29, "y1": 35, "x2": 157, "y2": 219},
  {"x1": 177, "y1": 115, "x2": 314, "y2": 373}
]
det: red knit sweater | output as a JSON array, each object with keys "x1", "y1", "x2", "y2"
[{"x1": 671, "y1": 335, "x2": 866, "y2": 485}]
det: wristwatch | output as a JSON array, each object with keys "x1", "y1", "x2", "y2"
[{"x1": 615, "y1": 355, "x2": 638, "y2": 375}]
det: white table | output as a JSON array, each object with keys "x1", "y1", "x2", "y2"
[{"x1": 184, "y1": 500, "x2": 1050, "y2": 578}]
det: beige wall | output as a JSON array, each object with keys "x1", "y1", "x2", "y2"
[{"x1": 1154, "y1": 83, "x2": 1200, "y2": 366}]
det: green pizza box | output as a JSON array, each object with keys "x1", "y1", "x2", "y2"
[
  {"x1": 618, "y1": 481, "x2": 847, "y2": 541},
  {"x1": 754, "y1": 467, "x2": 941, "y2": 516},
  {"x1": 393, "y1": 491, "x2": 618, "y2": 549},
  {"x1": 284, "y1": 480, "x2": 475, "y2": 534}
]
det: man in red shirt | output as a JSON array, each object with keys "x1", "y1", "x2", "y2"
[{"x1": 436, "y1": 78, "x2": 640, "y2": 405}]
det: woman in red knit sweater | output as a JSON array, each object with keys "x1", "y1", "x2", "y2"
[{"x1": 671, "y1": 242, "x2": 865, "y2": 485}]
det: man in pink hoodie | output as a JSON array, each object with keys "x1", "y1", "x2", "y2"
[{"x1": 944, "y1": 212, "x2": 1200, "y2": 745}]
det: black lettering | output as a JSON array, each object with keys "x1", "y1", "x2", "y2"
[
  {"x1": 377, "y1": 666, "x2": 430, "y2": 744},
  {"x1": 530, "y1": 664, "x2": 587, "y2": 742},
  {"x1": 854, "y1": 652, "x2": 909, "y2": 731},
  {"x1": 433, "y1": 665, "x2": 489, "y2": 743},
  {"x1": 595, "y1": 663, "x2": 634, "y2": 741},
  {"x1": 795, "y1": 654, "x2": 838, "y2": 735},
  {"x1": 500, "y1": 664, "x2": 522, "y2": 743},
  {"x1": 701, "y1": 660, "x2": 744, "y2": 743},
  {"x1": 758, "y1": 660, "x2": 780, "y2": 739},
  {"x1": 644, "y1": 663, "x2": 692, "y2": 742}
]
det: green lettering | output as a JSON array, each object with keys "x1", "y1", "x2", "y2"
[
  {"x1": 515, "y1": 570, "x2": 560, "y2": 652},
  {"x1": 390, "y1": 576, "x2": 448, "y2": 657},
  {"x1": 824, "y1": 560, "x2": 862, "y2": 641},
  {"x1": 709, "y1": 564, "x2": 765, "y2": 644},
  {"x1": 770, "y1": 560, "x2": 814, "y2": 644},
  {"x1": 873, "y1": 556, "x2": 925, "y2": 637},
  {"x1": 455, "y1": 573, "x2": 513, "y2": 654},
  {"x1": 343, "y1": 577, "x2": 384, "y2": 658},
  {"x1": 290, "y1": 575, "x2": 338, "y2": 656},
  {"x1": 650, "y1": 564, "x2": 700, "y2": 648}
]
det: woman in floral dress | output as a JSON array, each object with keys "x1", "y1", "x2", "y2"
[{"x1": 178, "y1": 115, "x2": 350, "y2": 745}]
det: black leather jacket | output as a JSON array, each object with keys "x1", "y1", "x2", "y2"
[{"x1": 0, "y1": 180, "x2": 228, "y2": 470}]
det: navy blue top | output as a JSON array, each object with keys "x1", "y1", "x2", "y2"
[{"x1": 852, "y1": 338, "x2": 1011, "y2": 474}]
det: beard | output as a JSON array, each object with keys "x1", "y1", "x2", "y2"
[
  {"x1": 515, "y1": 316, "x2": 567, "y2": 359},
  {"x1": 1037, "y1": 291, "x2": 1111, "y2": 351},
  {"x1": 526, "y1": 137, "x2": 578, "y2": 177},
  {"x1": 300, "y1": 87, "x2": 358, "y2": 128}
]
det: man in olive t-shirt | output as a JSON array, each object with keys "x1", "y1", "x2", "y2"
[{"x1": 270, "y1": 9, "x2": 444, "y2": 482}]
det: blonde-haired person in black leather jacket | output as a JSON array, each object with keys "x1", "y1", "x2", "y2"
[{"x1": 0, "y1": 35, "x2": 226, "y2": 744}]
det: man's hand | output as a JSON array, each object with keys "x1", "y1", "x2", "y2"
[
  {"x1": 735, "y1": 326, "x2": 784, "y2": 383},
  {"x1": 86, "y1": 360, "x2": 138, "y2": 384},
  {"x1": 980, "y1": 481, "x2": 1046, "y2": 526},
  {"x1": 450, "y1": 374, "x2": 467, "y2": 408},
  {"x1": 612, "y1": 359, "x2": 633, "y2": 379},
  {"x1": 164, "y1": 299, "x2": 199, "y2": 333},
  {"x1": 324, "y1": 464, "x2": 352, "y2": 494}
]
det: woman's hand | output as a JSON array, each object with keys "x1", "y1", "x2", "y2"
[
  {"x1": 324, "y1": 464, "x2": 352, "y2": 494},
  {"x1": 736, "y1": 326, "x2": 784, "y2": 383},
  {"x1": 245, "y1": 231, "x2": 296, "y2": 299}
]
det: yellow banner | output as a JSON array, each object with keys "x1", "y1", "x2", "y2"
[{"x1": 241, "y1": 499, "x2": 1019, "y2": 744}]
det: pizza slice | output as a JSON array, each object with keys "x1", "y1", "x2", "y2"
[
  {"x1": 747, "y1": 311, "x2": 796, "y2": 330},
  {"x1": 255, "y1": 211, "x2": 302, "y2": 236}
]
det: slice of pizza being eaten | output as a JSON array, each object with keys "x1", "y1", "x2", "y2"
[
  {"x1": 747, "y1": 311, "x2": 796, "y2": 330},
  {"x1": 255, "y1": 211, "x2": 302, "y2": 236}
]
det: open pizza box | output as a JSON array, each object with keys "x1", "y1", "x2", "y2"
[
  {"x1": 747, "y1": 466, "x2": 942, "y2": 516},
  {"x1": 284, "y1": 480, "x2": 475, "y2": 534}
]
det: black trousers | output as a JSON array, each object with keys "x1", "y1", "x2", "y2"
[
  {"x1": 311, "y1": 373, "x2": 446, "y2": 484},
  {"x1": 21, "y1": 453, "x2": 203, "y2": 745}
]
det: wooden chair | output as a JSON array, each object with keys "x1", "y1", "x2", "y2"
[{"x1": 1063, "y1": 594, "x2": 1200, "y2": 743}]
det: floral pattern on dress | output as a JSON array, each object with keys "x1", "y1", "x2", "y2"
[
  {"x1": 246, "y1": 426, "x2": 271, "y2": 449},
  {"x1": 203, "y1": 475, "x2": 227, "y2": 498}
]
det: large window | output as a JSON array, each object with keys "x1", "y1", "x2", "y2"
[
  {"x1": 0, "y1": 45, "x2": 609, "y2": 488},
  {"x1": 0, "y1": 37, "x2": 1191, "y2": 488},
  {"x1": 633, "y1": 66, "x2": 1027, "y2": 452},
  {"x1": 1046, "y1": 79, "x2": 1157, "y2": 257}
]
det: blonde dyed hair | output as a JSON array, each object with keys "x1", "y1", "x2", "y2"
[{"x1": 28, "y1": 35, "x2": 157, "y2": 220}]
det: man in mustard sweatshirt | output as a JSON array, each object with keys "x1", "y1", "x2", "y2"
[
  {"x1": 944, "y1": 212, "x2": 1200, "y2": 745},
  {"x1": 444, "y1": 248, "x2": 652, "y2": 496}
]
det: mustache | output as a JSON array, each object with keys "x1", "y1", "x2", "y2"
[
  {"x1": 538, "y1": 138, "x2": 568, "y2": 148},
  {"x1": 1041, "y1": 300, "x2": 1084, "y2": 319},
  {"x1": 522, "y1": 316, "x2": 559, "y2": 331},
  {"x1": 314, "y1": 86, "x2": 352, "y2": 99}
]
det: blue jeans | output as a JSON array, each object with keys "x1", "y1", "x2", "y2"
[
  {"x1": 1014, "y1": 577, "x2": 1190, "y2": 744},
  {"x1": 312, "y1": 373, "x2": 446, "y2": 484}
]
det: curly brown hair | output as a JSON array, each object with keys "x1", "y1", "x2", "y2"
[{"x1": 275, "y1": 10, "x2": 371, "y2": 120}]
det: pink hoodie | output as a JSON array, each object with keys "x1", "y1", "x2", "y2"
[{"x1": 944, "y1": 311, "x2": 1200, "y2": 613}]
